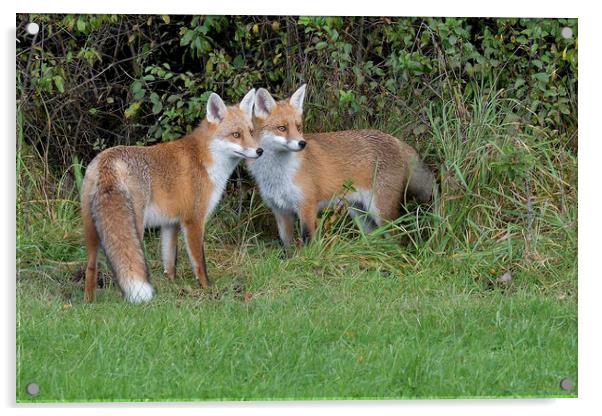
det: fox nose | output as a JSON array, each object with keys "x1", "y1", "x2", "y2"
[
  {"x1": 256, "y1": 148, "x2": 264, "y2": 156},
  {"x1": 298, "y1": 140, "x2": 307, "y2": 149}
]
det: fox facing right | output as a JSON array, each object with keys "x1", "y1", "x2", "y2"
[
  {"x1": 80, "y1": 90, "x2": 261, "y2": 303},
  {"x1": 248, "y1": 85, "x2": 435, "y2": 247}
]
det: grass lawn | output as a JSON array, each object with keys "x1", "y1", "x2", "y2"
[{"x1": 16, "y1": 231, "x2": 577, "y2": 402}]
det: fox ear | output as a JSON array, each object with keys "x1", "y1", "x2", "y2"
[
  {"x1": 206, "y1": 93, "x2": 227, "y2": 124},
  {"x1": 239, "y1": 88, "x2": 256, "y2": 117},
  {"x1": 254, "y1": 88, "x2": 276, "y2": 119},
  {"x1": 289, "y1": 84, "x2": 306, "y2": 113}
]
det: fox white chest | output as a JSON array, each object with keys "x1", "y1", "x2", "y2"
[
  {"x1": 249, "y1": 151, "x2": 303, "y2": 213},
  {"x1": 206, "y1": 154, "x2": 240, "y2": 221}
]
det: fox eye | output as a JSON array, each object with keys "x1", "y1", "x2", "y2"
[
  {"x1": 232, "y1": 132, "x2": 241, "y2": 138},
  {"x1": 249, "y1": 129, "x2": 254, "y2": 136},
  {"x1": 296, "y1": 124, "x2": 303, "y2": 131},
  {"x1": 277, "y1": 125, "x2": 287, "y2": 132}
]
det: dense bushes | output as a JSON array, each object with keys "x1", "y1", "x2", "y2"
[{"x1": 17, "y1": 15, "x2": 577, "y2": 172}]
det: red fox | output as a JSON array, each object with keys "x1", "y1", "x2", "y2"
[
  {"x1": 80, "y1": 89, "x2": 262, "y2": 303},
  {"x1": 247, "y1": 85, "x2": 434, "y2": 247}
]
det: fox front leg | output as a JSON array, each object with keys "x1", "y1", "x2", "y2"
[
  {"x1": 273, "y1": 209, "x2": 295, "y2": 248},
  {"x1": 298, "y1": 202, "x2": 317, "y2": 245},
  {"x1": 181, "y1": 219, "x2": 209, "y2": 289}
]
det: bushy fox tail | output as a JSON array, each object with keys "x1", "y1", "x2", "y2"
[
  {"x1": 90, "y1": 170, "x2": 153, "y2": 303},
  {"x1": 406, "y1": 155, "x2": 435, "y2": 204}
]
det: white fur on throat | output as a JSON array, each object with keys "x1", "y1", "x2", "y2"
[
  {"x1": 206, "y1": 139, "x2": 245, "y2": 220},
  {"x1": 123, "y1": 280, "x2": 154, "y2": 303},
  {"x1": 248, "y1": 136, "x2": 303, "y2": 213}
]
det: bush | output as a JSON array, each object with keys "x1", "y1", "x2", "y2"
[{"x1": 16, "y1": 15, "x2": 577, "y2": 171}]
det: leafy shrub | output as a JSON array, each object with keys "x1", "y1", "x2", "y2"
[{"x1": 16, "y1": 15, "x2": 577, "y2": 171}]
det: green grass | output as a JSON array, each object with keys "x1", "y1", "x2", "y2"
[
  {"x1": 17, "y1": 235, "x2": 577, "y2": 402},
  {"x1": 16, "y1": 86, "x2": 578, "y2": 401}
]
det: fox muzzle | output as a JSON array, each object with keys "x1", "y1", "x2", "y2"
[
  {"x1": 284, "y1": 138, "x2": 306, "y2": 152},
  {"x1": 235, "y1": 147, "x2": 263, "y2": 159}
]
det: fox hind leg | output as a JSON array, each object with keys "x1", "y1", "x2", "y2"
[
  {"x1": 348, "y1": 204, "x2": 377, "y2": 234},
  {"x1": 161, "y1": 225, "x2": 178, "y2": 280},
  {"x1": 83, "y1": 206, "x2": 100, "y2": 303}
]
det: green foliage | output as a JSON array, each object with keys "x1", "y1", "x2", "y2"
[
  {"x1": 17, "y1": 15, "x2": 576, "y2": 169},
  {"x1": 297, "y1": 17, "x2": 577, "y2": 135}
]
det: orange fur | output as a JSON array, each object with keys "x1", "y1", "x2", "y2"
[
  {"x1": 249, "y1": 86, "x2": 434, "y2": 246},
  {"x1": 81, "y1": 91, "x2": 260, "y2": 302}
]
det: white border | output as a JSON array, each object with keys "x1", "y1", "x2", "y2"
[
  {"x1": 10, "y1": 0, "x2": 582, "y2": 17},
  {"x1": 4, "y1": 1, "x2": 599, "y2": 415}
]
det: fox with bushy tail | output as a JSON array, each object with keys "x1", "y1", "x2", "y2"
[
  {"x1": 247, "y1": 85, "x2": 434, "y2": 247},
  {"x1": 80, "y1": 89, "x2": 262, "y2": 303}
]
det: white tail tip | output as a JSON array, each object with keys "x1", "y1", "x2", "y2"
[{"x1": 123, "y1": 280, "x2": 154, "y2": 303}]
